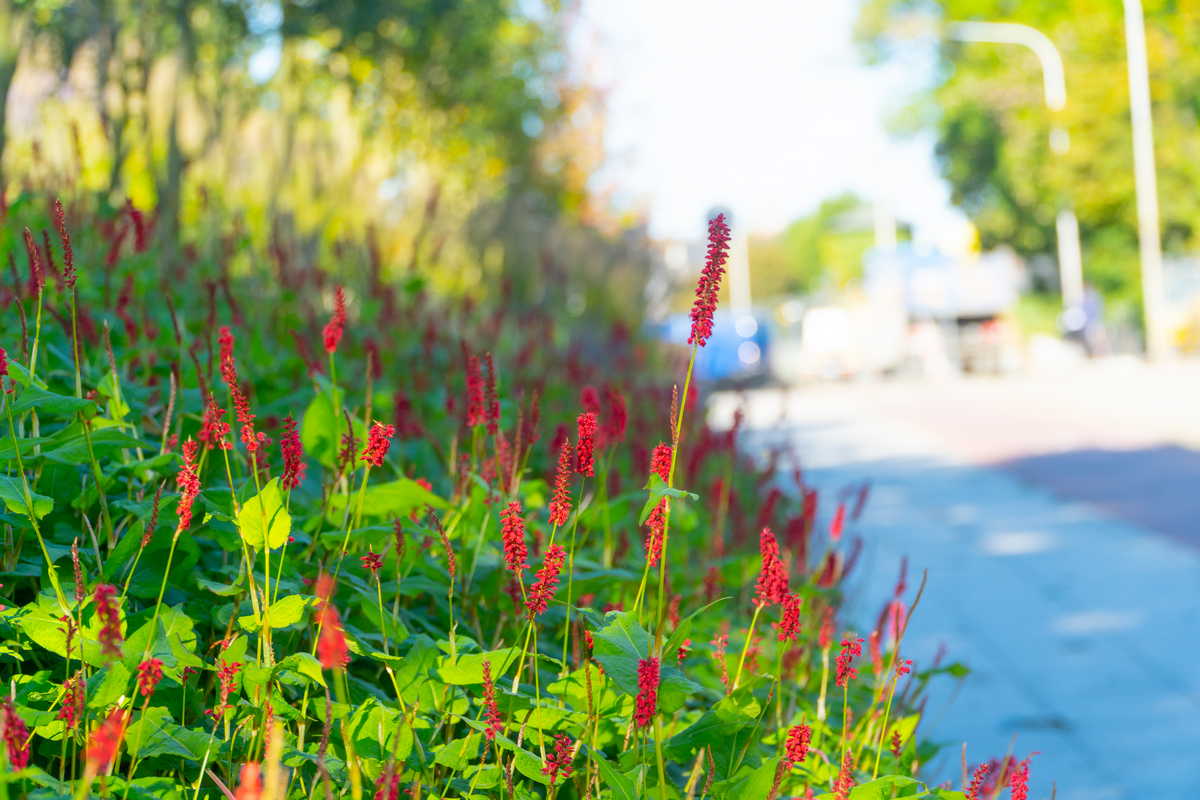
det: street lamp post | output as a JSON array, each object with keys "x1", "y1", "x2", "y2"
[
  {"x1": 946, "y1": 21, "x2": 1085, "y2": 313},
  {"x1": 1121, "y1": 0, "x2": 1168, "y2": 360}
]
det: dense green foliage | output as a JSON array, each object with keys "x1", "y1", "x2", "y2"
[{"x1": 0, "y1": 194, "x2": 1009, "y2": 799}]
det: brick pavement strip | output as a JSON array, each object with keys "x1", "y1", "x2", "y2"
[{"x1": 711, "y1": 388, "x2": 1200, "y2": 800}]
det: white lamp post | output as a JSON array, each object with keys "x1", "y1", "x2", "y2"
[
  {"x1": 1121, "y1": 0, "x2": 1168, "y2": 360},
  {"x1": 946, "y1": 21, "x2": 1085, "y2": 313}
]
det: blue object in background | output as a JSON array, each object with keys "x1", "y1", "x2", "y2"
[{"x1": 648, "y1": 310, "x2": 772, "y2": 384}]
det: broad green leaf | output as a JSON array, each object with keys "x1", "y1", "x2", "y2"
[
  {"x1": 87, "y1": 663, "x2": 131, "y2": 708},
  {"x1": 591, "y1": 751, "x2": 640, "y2": 800},
  {"x1": 436, "y1": 647, "x2": 521, "y2": 685},
  {"x1": 238, "y1": 594, "x2": 310, "y2": 633},
  {"x1": 434, "y1": 735, "x2": 479, "y2": 770},
  {"x1": 0, "y1": 475, "x2": 53, "y2": 519},
  {"x1": 667, "y1": 694, "x2": 763, "y2": 782},
  {"x1": 237, "y1": 478, "x2": 291, "y2": 550},
  {"x1": 664, "y1": 597, "x2": 729, "y2": 660},
  {"x1": 275, "y1": 652, "x2": 327, "y2": 688},
  {"x1": 8, "y1": 385, "x2": 91, "y2": 416},
  {"x1": 124, "y1": 707, "x2": 211, "y2": 761},
  {"x1": 591, "y1": 611, "x2": 701, "y2": 712},
  {"x1": 122, "y1": 606, "x2": 199, "y2": 676},
  {"x1": 42, "y1": 425, "x2": 145, "y2": 464},
  {"x1": 326, "y1": 478, "x2": 446, "y2": 522}
]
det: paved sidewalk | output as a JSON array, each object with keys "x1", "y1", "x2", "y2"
[{"x1": 711, "y1": 388, "x2": 1200, "y2": 800}]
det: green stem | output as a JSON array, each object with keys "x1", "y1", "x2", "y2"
[
  {"x1": 731, "y1": 603, "x2": 763, "y2": 692},
  {"x1": 4, "y1": 397, "x2": 68, "y2": 612}
]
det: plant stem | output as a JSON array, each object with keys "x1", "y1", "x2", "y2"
[{"x1": 731, "y1": 603, "x2": 763, "y2": 692}]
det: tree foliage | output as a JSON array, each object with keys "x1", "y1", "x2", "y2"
[{"x1": 857, "y1": 0, "x2": 1200, "y2": 299}]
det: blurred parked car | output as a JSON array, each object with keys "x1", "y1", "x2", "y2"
[{"x1": 649, "y1": 309, "x2": 773, "y2": 387}]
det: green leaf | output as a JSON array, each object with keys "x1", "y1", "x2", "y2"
[
  {"x1": 238, "y1": 594, "x2": 311, "y2": 633},
  {"x1": 665, "y1": 597, "x2": 729, "y2": 659},
  {"x1": 436, "y1": 647, "x2": 521, "y2": 685},
  {"x1": 326, "y1": 478, "x2": 446, "y2": 522},
  {"x1": 590, "y1": 751, "x2": 640, "y2": 800},
  {"x1": 667, "y1": 694, "x2": 763, "y2": 782},
  {"x1": 42, "y1": 425, "x2": 145, "y2": 465},
  {"x1": 125, "y1": 707, "x2": 211, "y2": 761},
  {"x1": 638, "y1": 475, "x2": 699, "y2": 525},
  {"x1": 591, "y1": 611, "x2": 700, "y2": 713},
  {"x1": 8, "y1": 385, "x2": 92, "y2": 417},
  {"x1": 87, "y1": 663, "x2": 131, "y2": 708},
  {"x1": 0, "y1": 475, "x2": 53, "y2": 519},
  {"x1": 275, "y1": 652, "x2": 327, "y2": 688},
  {"x1": 237, "y1": 478, "x2": 291, "y2": 550},
  {"x1": 122, "y1": 606, "x2": 199, "y2": 676}
]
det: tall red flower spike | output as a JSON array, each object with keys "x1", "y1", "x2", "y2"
[
  {"x1": 776, "y1": 592, "x2": 803, "y2": 642},
  {"x1": 835, "y1": 635, "x2": 864, "y2": 688},
  {"x1": 753, "y1": 528, "x2": 789, "y2": 607},
  {"x1": 323, "y1": 286, "x2": 346, "y2": 354},
  {"x1": 136, "y1": 658, "x2": 164, "y2": 697},
  {"x1": 548, "y1": 438, "x2": 574, "y2": 526},
  {"x1": 280, "y1": 415, "x2": 306, "y2": 489},
  {"x1": 481, "y1": 659, "x2": 504, "y2": 740},
  {"x1": 542, "y1": 733, "x2": 575, "y2": 786},
  {"x1": 176, "y1": 439, "x2": 202, "y2": 532},
  {"x1": 575, "y1": 412, "x2": 597, "y2": 476},
  {"x1": 525, "y1": 544, "x2": 566, "y2": 617},
  {"x1": 782, "y1": 723, "x2": 811, "y2": 769},
  {"x1": 93, "y1": 584, "x2": 123, "y2": 659},
  {"x1": 500, "y1": 501, "x2": 529, "y2": 575},
  {"x1": 361, "y1": 421, "x2": 395, "y2": 467},
  {"x1": 85, "y1": 707, "x2": 129, "y2": 775},
  {"x1": 1, "y1": 698, "x2": 30, "y2": 769},
  {"x1": 688, "y1": 213, "x2": 732, "y2": 347},
  {"x1": 634, "y1": 657, "x2": 660, "y2": 728}
]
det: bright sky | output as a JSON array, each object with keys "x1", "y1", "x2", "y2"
[{"x1": 575, "y1": 0, "x2": 969, "y2": 243}]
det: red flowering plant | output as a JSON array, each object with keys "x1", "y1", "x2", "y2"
[{"x1": 0, "y1": 196, "x2": 998, "y2": 800}]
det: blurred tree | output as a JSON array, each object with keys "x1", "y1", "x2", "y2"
[
  {"x1": 748, "y1": 192, "x2": 876, "y2": 296},
  {"x1": 857, "y1": 0, "x2": 1200, "y2": 302}
]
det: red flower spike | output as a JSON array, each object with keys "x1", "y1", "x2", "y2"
[
  {"x1": 1009, "y1": 755, "x2": 1034, "y2": 800},
  {"x1": 776, "y1": 593, "x2": 803, "y2": 642},
  {"x1": 464, "y1": 348, "x2": 485, "y2": 427},
  {"x1": 176, "y1": 439, "x2": 202, "y2": 532},
  {"x1": 782, "y1": 724, "x2": 812, "y2": 769},
  {"x1": 650, "y1": 442, "x2": 672, "y2": 483},
  {"x1": 753, "y1": 527, "x2": 789, "y2": 607},
  {"x1": 234, "y1": 762, "x2": 263, "y2": 800},
  {"x1": 483, "y1": 352, "x2": 500, "y2": 435},
  {"x1": 85, "y1": 707, "x2": 128, "y2": 775},
  {"x1": 677, "y1": 639, "x2": 691, "y2": 663},
  {"x1": 218, "y1": 326, "x2": 238, "y2": 388},
  {"x1": 1, "y1": 698, "x2": 30, "y2": 769},
  {"x1": 360, "y1": 551, "x2": 384, "y2": 576},
  {"x1": 23, "y1": 227, "x2": 43, "y2": 295},
  {"x1": 634, "y1": 657, "x2": 660, "y2": 727},
  {"x1": 542, "y1": 733, "x2": 575, "y2": 786},
  {"x1": 548, "y1": 438, "x2": 574, "y2": 526},
  {"x1": 602, "y1": 385, "x2": 627, "y2": 443},
  {"x1": 361, "y1": 421, "x2": 395, "y2": 467},
  {"x1": 57, "y1": 673, "x2": 84, "y2": 731},
  {"x1": 688, "y1": 214, "x2": 732, "y2": 347},
  {"x1": 526, "y1": 545, "x2": 566, "y2": 617},
  {"x1": 966, "y1": 762, "x2": 992, "y2": 800},
  {"x1": 575, "y1": 411, "x2": 597, "y2": 476},
  {"x1": 644, "y1": 499, "x2": 667, "y2": 567},
  {"x1": 889, "y1": 730, "x2": 903, "y2": 756},
  {"x1": 322, "y1": 286, "x2": 346, "y2": 354},
  {"x1": 53, "y1": 199, "x2": 76, "y2": 289},
  {"x1": 500, "y1": 501, "x2": 528, "y2": 575},
  {"x1": 833, "y1": 749, "x2": 856, "y2": 800},
  {"x1": 316, "y1": 595, "x2": 349, "y2": 670},
  {"x1": 93, "y1": 584, "x2": 123, "y2": 659},
  {"x1": 831, "y1": 502, "x2": 846, "y2": 541},
  {"x1": 198, "y1": 393, "x2": 232, "y2": 451},
  {"x1": 481, "y1": 659, "x2": 503, "y2": 740},
  {"x1": 835, "y1": 635, "x2": 864, "y2": 688},
  {"x1": 280, "y1": 415, "x2": 305, "y2": 489},
  {"x1": 136, "y1": 658, "x2": 164, "y2": 698},
  {"x1": 208, "y1": 659, "x2": 243, "y2": 721},
  {"x1": 896, "y1": 658, "x2": 913, "y2": 678}
]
